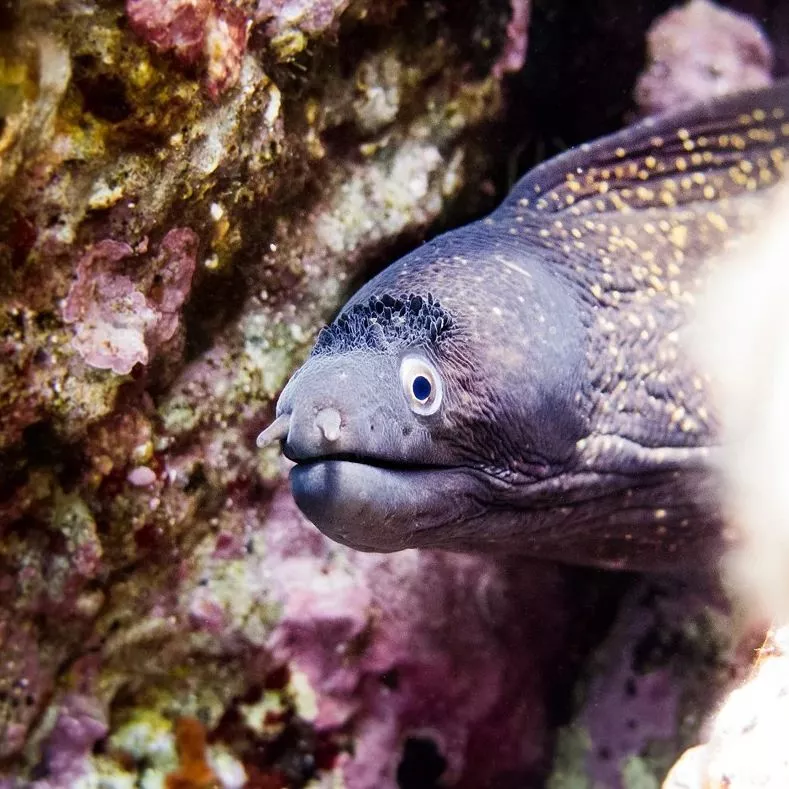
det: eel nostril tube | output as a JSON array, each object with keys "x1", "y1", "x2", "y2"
[
  {"x1": 314, "y1": 407, "x2": 342, "y2": 442},
  {"x1": 256, "y1": 413, "x2": 291, "y2": 448}
]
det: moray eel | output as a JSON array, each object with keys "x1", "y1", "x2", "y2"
[{"x1": 259, "y1": 81, "x2": 789, "y2": 570}]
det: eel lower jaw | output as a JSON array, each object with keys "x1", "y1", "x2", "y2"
[{"x1": 288, "y1": 458, "x2": 489, "y2": 552}]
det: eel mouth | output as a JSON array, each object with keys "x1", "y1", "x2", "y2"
[
  {"x1": 287, "y1": 456, "x2": 485, "y2": 552},
  {"x1": 258, "y1": 410, "x2": 484, "y2": 551},
  {"x1": 285, "y1": 447, "x2": 452, "y2": 473}
]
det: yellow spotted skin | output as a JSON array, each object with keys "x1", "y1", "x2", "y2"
[
  {"x1": 491, "y1": 90, "x2": 788, "y2": 457},
  {"x1": 275, "y1": 82, "x2": 789, "y2": 570}
]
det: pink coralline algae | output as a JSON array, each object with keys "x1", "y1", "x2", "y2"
[
  {"x1": 547, "y1": 580, "x2": 741, "y2": 789},
  {"x1": 255, "y1": 0, "x2": 351, "y2": 37},
  {"x1": 33, "y1": 695, "x2": 108, "y2": 789},
  {"x1": 578, "y1": 585, "x2": 688, "y2": 787},
  {"x1": 0, "y1": 620, "x2": 53, "y2": 760},
  {"x1": 180, "y1": 488, "x2": 575, "y2": 788},
  {"x1": 62, "y1": 239, "x2": 153, "y2": 375},
  {"x1": 126, "y1": 0, "x2": 358, "y2": 96},
  {"x1": 126, "y1": 0, "x2": 215, "y2": 63},
  {"x1": 147, "y1": 229, "x2": 200, "y2": 347},
  {"x1": 127, "y1": 0, "x2": 252, "y2": 97},
  {"x1": 62, "y1": 230, "x2": 197, "y2": 376},
  {"x1": 492, "y1": 0, "x2": 532, "y2": 78},
  {"x1": 635, "y1": 0, "x2": 773, "y2": 115}
]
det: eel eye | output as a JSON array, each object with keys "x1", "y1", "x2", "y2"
[{"x1": 400, "y1": 355, "x2": 443, "y2": 416}]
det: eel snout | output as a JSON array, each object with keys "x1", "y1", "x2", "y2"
[
  {"x1": 313, "y1": 406, "x2": 342, "y2": 442},
  {"x1": 256, "y1": 406, "x2": 343, "y2": 452},
  {"x1": 256, "y1": 413, "x2": 291, "y2": 448}
]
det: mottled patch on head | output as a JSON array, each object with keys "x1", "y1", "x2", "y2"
[{"x1": 313, "y1": 292, "x2": 454, "y2": 355}]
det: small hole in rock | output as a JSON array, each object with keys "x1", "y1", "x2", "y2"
[
  {"x1": 380, "y1": 669, "x2": 400, "y2": 690},
  {"x1": 73, "y1": 68, "x2": 132, "y2": 124},
  {"x1": 0, "y1": 0, "x2": 19, "y2": 30},
  {"x1": 397, "y1": 736, "x2": 446, "y2": 789}
]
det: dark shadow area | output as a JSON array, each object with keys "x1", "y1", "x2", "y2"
[{"x1": 397, "y1": 736, "x2": 448, "y2": 789}]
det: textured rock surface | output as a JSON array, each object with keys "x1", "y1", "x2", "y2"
[
  {"x1": 547, "y1": 580, "x2": 749, "y2": 789},
  {"x1": 634, "y1": 0, "x2": 773, "y2": 115},
  {"x1": 14, "y1": 489, "x2": 578, "y2": 788}
]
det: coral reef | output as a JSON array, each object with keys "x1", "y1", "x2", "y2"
[
  {"x1": 634, "y1": 0, "x2": 773, "y2": 115},
  {"x1": 126, "y1": 0, "x2": 250, "y2": 98},
  {"x1": 14, "y1": 489, "x2": 576, "y2": 788},
  {"x1": 125, "y1": 0, "x2": 379, "y2": 98},
  {"x1": 62, "y1": 230, "x2": 198, "y2": 375}
]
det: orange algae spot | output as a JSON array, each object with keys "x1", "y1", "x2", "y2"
[
  {"x1": 244, "y1": 765, "x2": 289, "y2": 788},
  {"x1": 166, "y1": 717, "x2": 219, "y2": 789}
]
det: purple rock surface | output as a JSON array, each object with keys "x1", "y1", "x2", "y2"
[{"x1": 635, "y1": 0, "x2": 773, "y2": 115}]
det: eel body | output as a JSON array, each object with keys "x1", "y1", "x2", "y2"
[{"x1": 259, "y1": 81, "x2": 789, "y2": 570}]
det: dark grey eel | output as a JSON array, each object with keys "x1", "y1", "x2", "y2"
[{"x1": 258, "y1": 81, "x2": 789, "y2": 571}]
